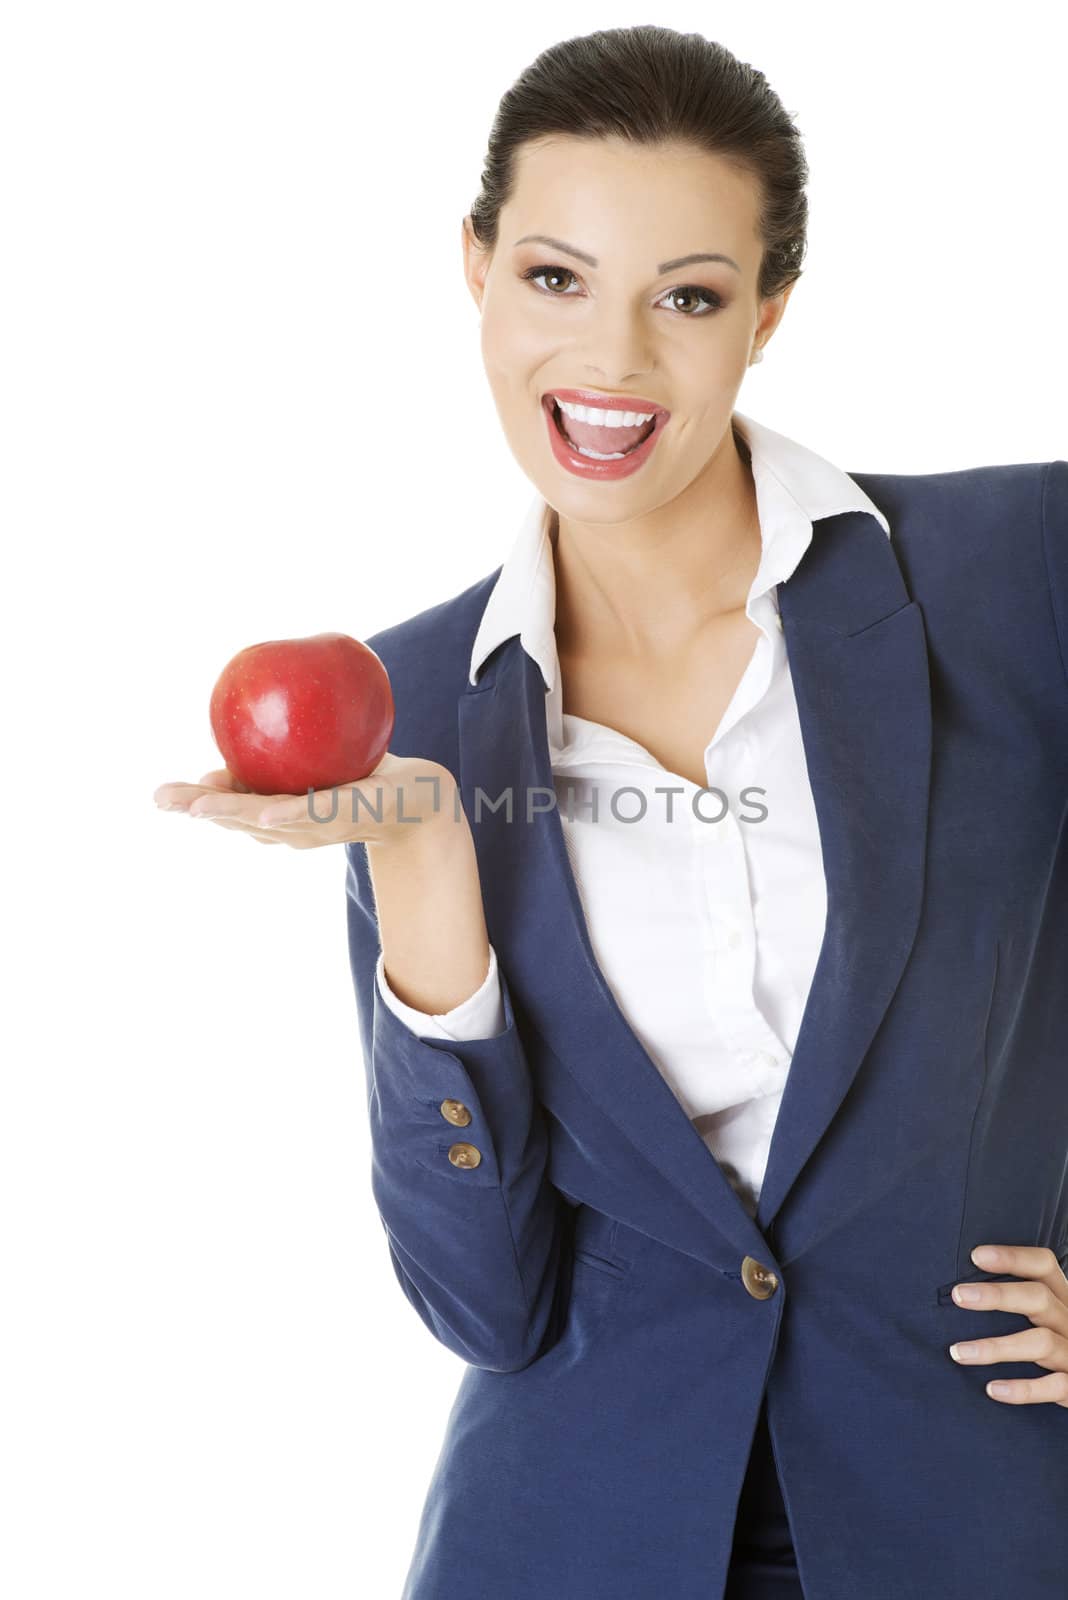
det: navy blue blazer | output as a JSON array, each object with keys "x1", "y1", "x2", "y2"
[{"x1": 344, "y1": 458, "x2": 1068, "y2": 1600}]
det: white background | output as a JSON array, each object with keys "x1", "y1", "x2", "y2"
[{"x1": 2, "y1": 2, "x2": 1065, "y2": 1595}]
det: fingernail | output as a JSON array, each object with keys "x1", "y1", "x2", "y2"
[
  {"x1": 954, "y1": 1284, "x2": 982, "y2": 1303},
  {"x1": 971, "y1": 1245, "x2": 1000, "y2": 1265},
  {"x1": 949, "y1": 1343, "x2": 978, "y2": 1361}
]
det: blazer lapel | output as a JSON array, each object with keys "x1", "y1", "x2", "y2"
[
  {"x1": 459, "y1": 638, "x2": 768, "y2": 1268},
  {"x1": 456, "y1": 508, "x2": 931, "y2": 1269},
  {"x1": 756, "y1": 511, "x2": 931, "y2": 1235}
]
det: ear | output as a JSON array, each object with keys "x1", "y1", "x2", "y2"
[
  {"x1": 756, "y1": 281, "x2": 795, "y2": 348},
  {"x1": 461, "y1": 214, "x2": 491, "y2": 313}
]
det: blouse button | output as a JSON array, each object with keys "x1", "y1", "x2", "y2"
[
  {"x1": 439, "y1": 1098, "x2": 472, "y2": 1127},
  {"x1": 448, "y1": 1142, "x2": 482, "y2": 1169}
]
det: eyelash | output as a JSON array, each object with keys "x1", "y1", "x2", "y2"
[{"x1": 519, "y1": 264, "x2": 725, "y2": 317}]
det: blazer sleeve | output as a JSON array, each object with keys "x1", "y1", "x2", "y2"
[
  {"x1": 343, "y1": 839, "x2": 564, "y2": 1372},
  {"x1": 374, "y1": 942, "x2": 507, "y2": 1040},
  {"x1": 1041, "y1": 458, "x2": 1068, "y2": 704}
]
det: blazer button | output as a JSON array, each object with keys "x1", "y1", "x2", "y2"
[
  {"x1": 448, "y1": 1142, "x2": 482, "y2": 1169},
  {"x1": 741, "y1": 1255, "x2": 779, "y2": 1299},
  {"x1": 439, "y1": 1098, "x2": 472, "y2": 1127}
]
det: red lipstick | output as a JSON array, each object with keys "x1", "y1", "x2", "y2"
[{"x1": 544, "y1": 387, "x2": 671, "y2": 416}]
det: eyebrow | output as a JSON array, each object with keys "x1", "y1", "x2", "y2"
[{"x1": 513, "y1": 234, "x2": 741, "y2": 275}]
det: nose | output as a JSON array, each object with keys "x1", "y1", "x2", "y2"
[{"x1": 576, "y1": 303, "x2": 657, "y2": 391}]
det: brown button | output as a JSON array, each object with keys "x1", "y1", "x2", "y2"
[
  {"x1": 439, "y1": 1098, "x2": 472, "y2": 1127},
  {"x1": 741, "y1": 1256, "x2": 779, "y2": 1299},
  {"x1": 447, "y1": 1142, "x2": 482, "y2": 1169}
]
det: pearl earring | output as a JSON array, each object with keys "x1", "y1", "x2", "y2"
[{"x1": 750, "y1": 347, "x2": 764, "y2": 365}]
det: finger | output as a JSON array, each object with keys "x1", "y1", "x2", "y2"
[
  {"x1": 257, "y1": 799, "x2": 314, "y2": 826},
  {"x1": 155, "y1": 781, "x2": 253, "y2": 812},
  {"x1": 155, "y1": 771, "x2": 257, "y2": 812},
  {"x1": 949, "y1": 1324, "x2": 1068, "y2": 1370},
  {"x1": 173, "y1": 787, "x2": 335, "y2": 842},
  {"x1": 950, "y1": 1276, "x2": 1068, "y2": 1333},
  {"x1": 187, "y1": 793, "x2": 275, "y2": 823},
  {"x1": 195, "y1": 815, "x2": 282, "y2": 844},
  {"x1": 224, "y1": 818, "x2": 319, "y2": 849},
  {"x1": 984, "y1": 1371, "x2": 1068, "y2": 1406},
  {"x1": 970, "y1": 1244, "x2": 1068, "y2": 1307},
  {"x1": 196, "y1": 768, "x2": 252, "y2": 793},
  {"x1": 255, "y1": 791, "x2": 344, "y2": 827},
  {"x1": 154, "y1": 782, "x2": 201, "y2": 809}
]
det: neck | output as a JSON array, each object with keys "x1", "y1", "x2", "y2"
[{"x1": 552, "y1": 419, "x2": 761, "y2": 666}]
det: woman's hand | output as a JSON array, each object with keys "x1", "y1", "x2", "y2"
[
  {"x1": 152, "y1": 753, "x2": 462, "y2": 851},
  {"x1": 948, "y1": 1243, "x2": 1068, "y2": 1405}
]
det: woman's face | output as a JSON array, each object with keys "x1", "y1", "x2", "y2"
[{"x1": 462, "y1": 134, "x2": 791, "y2": 520}]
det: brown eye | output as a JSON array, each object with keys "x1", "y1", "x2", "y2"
[
  {"x1": 521, "y1": 265, "x2": 579, "y2": 295},
  {"x1": 520, "y1": 265, "x2": 724, "y2": 317},
  {"x1": 661, "y1": 286, "x2": 724, "y2": 316}
]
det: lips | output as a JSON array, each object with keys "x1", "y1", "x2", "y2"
[
  {"x1": 544, "y1": 387, "x2": 669, "y2": 455},
  {"x1": 544, "y1": 387, "x2": 670, "y2": 418},
  {"x1": 541, "y1": 389, "x2": 670, "y2": 482}
]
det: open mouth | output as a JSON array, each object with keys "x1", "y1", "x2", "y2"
[
  {"x1": 541, "y1": 391, "x2": 669, "y2": 480},
  {"x1": 547, "y1": 397, "x2": 658, "y2": 460}
]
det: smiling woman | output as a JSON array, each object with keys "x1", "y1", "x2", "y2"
[
  {"x1": 455, "y1": 45, "x2": 810, "y2": 710},
  {"x1": 153, "y1": 19, "x2": 1068, "y2": 1600},
  {"x1": 331, "y1": 24, "x2": 1068, "y2": 1600}
]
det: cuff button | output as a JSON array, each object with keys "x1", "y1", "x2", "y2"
[
  {"x1": 439, "y1": 1098, "x2": 472, "y2": 1127},
  {"x1": 448, "y1": 1142, "x2": 482, "y2": 1169}
]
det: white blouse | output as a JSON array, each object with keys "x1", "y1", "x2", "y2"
[{"x1": 372, "y1": 409, "x2": 891, "y2": 1220}]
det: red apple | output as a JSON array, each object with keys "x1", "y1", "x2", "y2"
[{"x1": 209, "y1": 632, "x2": 394, "y2": 795}]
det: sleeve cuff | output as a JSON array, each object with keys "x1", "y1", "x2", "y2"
[{"x1": 374, "y1": 943, "x2": 507, "y2": 1040}]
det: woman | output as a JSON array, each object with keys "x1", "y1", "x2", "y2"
[{"x1": 155, "y1": 26, "x2": 1068, "y2": 1600}]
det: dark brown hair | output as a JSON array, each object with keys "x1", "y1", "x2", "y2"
[{"x1": 468, "y1": 26, "x2": 809, "y2": 302}]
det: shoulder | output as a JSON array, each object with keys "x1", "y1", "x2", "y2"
[
  {"x1": 850, "y1": 458, "x2": 1066, "y2": 588},
  {"x1": 361, "y1": 565, "x2": 503, "y2": 768},
  {"x1": 852, "y1": 459, "x2": 1068, "y2": 707},
  {"x1": 850, "y1": 458, "x2": 1060, "y2": 533}
]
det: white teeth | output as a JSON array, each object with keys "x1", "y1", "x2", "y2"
[{"x1": 555, "y1": 399, "x2": 655, "y2": 427}]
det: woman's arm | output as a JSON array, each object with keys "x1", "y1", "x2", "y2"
[
  {"x1": 345, "y1": 790, "x2": 565, "y2": 1372},
  {"x1": 365, "y1": 787, "x2": 492, "y2": 1014}
]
